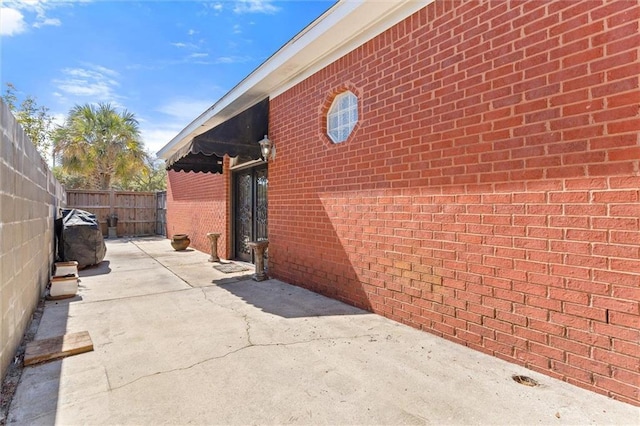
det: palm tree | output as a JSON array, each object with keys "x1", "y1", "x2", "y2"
[{"x1": 54, "y1": 103, "x2": 146, "y2": 189}]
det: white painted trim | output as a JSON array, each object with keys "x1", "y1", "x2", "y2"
[
  {"x1": 229, "y1": 158, "x2": 266, "y2": 171},
  {"x1": 157, "y1": 0, "x2": 432, "y2": 160},
  {"x1": 270, "y1": 0, "x2": 433, "y2": 99}
]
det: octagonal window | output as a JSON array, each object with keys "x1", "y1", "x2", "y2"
[{"x1": 327, "y1": 91, "x2": 358, "y2": 144}]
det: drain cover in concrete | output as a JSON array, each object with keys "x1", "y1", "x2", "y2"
[{"x1": 213, "y1": 263, "x2": 252, "y2": 274}]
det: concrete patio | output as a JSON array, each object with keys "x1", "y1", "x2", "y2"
[{"x1": 6, "y1": 238, "x2": 639, "y2": 425}]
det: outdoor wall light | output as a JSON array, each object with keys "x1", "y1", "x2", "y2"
[{"x1": 258, "y1": 135, "x2": 275, "y2": 162}]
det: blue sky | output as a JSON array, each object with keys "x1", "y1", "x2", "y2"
[{"x1": 1, "y1": 0, "x2": 335, "y2": 155}]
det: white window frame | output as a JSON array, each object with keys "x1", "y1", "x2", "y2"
[{"x1": 327, "y1": 91, "x2": 358, "y2": 144}]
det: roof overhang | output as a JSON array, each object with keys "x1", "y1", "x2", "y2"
[
  {"x1": 166, "y1": 98, "x2": 268, "y2": 173},
  {"x1": 157, "y1": 0, "x2": 432, "y2": 162}
]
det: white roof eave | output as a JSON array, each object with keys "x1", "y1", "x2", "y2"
[{"x1": 157, "y1": 0, "x2": 432, "y2": 159}]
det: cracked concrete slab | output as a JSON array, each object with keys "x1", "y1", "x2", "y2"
[{"x1": 7, "y1": 238, "x2": 639, "y2": 425}]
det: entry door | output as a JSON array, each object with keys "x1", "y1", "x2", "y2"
[{"x1": 234, "y1": 165, "x2": 268, "y2": 262}]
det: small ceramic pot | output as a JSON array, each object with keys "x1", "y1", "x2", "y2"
[{"x1": 171, "y1": 234, "x2": 191, "y2": 251}]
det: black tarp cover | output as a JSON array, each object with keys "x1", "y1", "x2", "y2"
[
  {"x1": 56, "y1": 208, "x2": 106, "y2": 268},
  {"x1": 166, "y1": 98, "x2": 268, "y2": 173}
]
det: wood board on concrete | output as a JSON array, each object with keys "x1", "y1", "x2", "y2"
[{"x1": 24, "y1": 331, "x2": 93, "y2": 366}]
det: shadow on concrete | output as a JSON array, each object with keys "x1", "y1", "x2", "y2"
[
  {"x1": 217, "y1": 279, "x2": 368, "y2": 318},
  {"x1": 211, "y1": 275, "x2": 253, "y2": 286},
  {"x1": 79, "y1": 261, "x2": 111, "y2": 277},
  {"x1": 46, "y1": 294, "x2": 83, "y2": 303},
  {"x1": 3, "y1": 294, "x2": 72, "y2": 423}
]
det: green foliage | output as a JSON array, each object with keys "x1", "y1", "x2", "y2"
[
  {"x1": 52, "y1": 167, "x2": 90, "y2": 189},
  {"x1": 2, "y1": 83, "x2": 54, "y2": 159},
  {"x1": 3, "y1": 84, "x2": 164, "y2": 192},
  {"x1": 117, "y1": 152, "x2": 167, "y2": 192},
  {"x1": 54, "y1": 103, "x2": 147, "y2": 190}
]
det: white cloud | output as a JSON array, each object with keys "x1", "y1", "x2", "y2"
[
  {"x1": 169, "y1": 38, "x2": 214, "y2": 64},
  {"x1": 2, "y1": 0, "x2": 67, "y2": 32},
  {"x1": 233, "y1": 24, "x2": 241, "y2": 34},
  {"x1": 200, "y1": 3, "x2": 222, "y2": 16},
  {"x1": 53, "y1": 64, "x2": 121, "y2": 102},
  {"x1": 51, "y1": 112, "x2": 66, "y2": 127},
  {"x1": 156, "y1": 99, "x2": 213, "y2": 123},
  {"x1": 214, "y1": 56, "x2": 251, "y2": 64},
  {"x1": 171, "y1": 41, "x2": 198, "y2": 50},
  {"x1": 33, "y1": 16, "x2": 60, "y2": 28},
  {"x1": 233, "y1": 0, "x2": 279, "y2": 14},
  {"x1": 90, "y1": 64, "x2": 119, "y2": 78},
  {"x1": 141, "y1": 99, "x2": 215, "y2": 154},
  {"x1": 0, "y1": 8, "x2": 27, "y2": 36},
  {"x1": 56, "y1": 81, "x2": 111, "y2": 97},
  {"x1": 141, "y1": 127, "x2": 185, "y2": 155}
]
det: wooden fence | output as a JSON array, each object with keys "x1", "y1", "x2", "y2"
[{"x1": 66, "y1": 190, "x2": 165, "y2": 237}]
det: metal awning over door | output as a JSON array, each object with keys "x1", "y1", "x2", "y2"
[{"x1": 166, "y1": 98, "x2": 268, "y2": 173}]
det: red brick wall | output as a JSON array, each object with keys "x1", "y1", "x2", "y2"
[
  {"x1": 269, "y1": 0, "x2": 640, "y2": 404},
  {"x1": 166, "y1": 159, "x2": 231, "y2": 257}
]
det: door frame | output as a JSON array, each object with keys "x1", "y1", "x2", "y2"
[{"x1": 231, "y1": 162, "x2": 268, "y2": 263}]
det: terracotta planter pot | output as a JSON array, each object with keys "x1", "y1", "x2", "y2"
[{"x1": 171, "y1": 234, "x2": 191, "y2": 251}]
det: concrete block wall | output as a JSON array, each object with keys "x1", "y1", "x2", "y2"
[
  {"x1": 0, "y1": 99, "x2": 66, "y2": 382},
  {"x1": 268, "y1": 0, "x2": 640, "y2": 404},
  {"x1": 166, "y1": 159, "x2": 231, "y2": 257}
]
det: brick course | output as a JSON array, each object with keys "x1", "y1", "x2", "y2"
[
  {"x1": 166, "y1": 157, "x2": 231, "y2": 257},
  {"x1": 268, "y1": 0, "x2": 640, "y2": 405}
]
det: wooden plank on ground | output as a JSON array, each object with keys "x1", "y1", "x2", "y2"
[{"x1": 24, "y1": 331, "x2": 93, "y2": 366}]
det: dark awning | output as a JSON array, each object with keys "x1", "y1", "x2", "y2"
[{"x1": 166, "y1": 98, "x2": 269, "y2": 173}]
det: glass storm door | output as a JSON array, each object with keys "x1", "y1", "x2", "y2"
[{"x1": 234, "y1": 165, "x2": 268, "y2": 262}]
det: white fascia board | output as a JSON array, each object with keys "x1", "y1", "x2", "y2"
[
  {"x1": 270, "y1": 0, "x2": 434, "y2": 99},
  {"x1": 157, "y1": 0, "x2": 432, "y2": 159}
]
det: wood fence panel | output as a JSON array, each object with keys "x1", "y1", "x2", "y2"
[
  {"x1": 118, "y1": 192, "x2": 155, "y2": 236},
  {"x1": 138, "y1": 194, "x2": 156, "y2": 236},
  {"x1": 66, "y1": 191, "x2": 111, "y2": 235},
  {"x1": 66, "y1": 190, "x2": 160, "y2": 237}
]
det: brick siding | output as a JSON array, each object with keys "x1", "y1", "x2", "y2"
[
  {"x1": 268, "y1": 0, "x2": 640, "y2": 404},
  {"x1": 166, "y1": 157, "x2": 231, "y2": 257}
]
